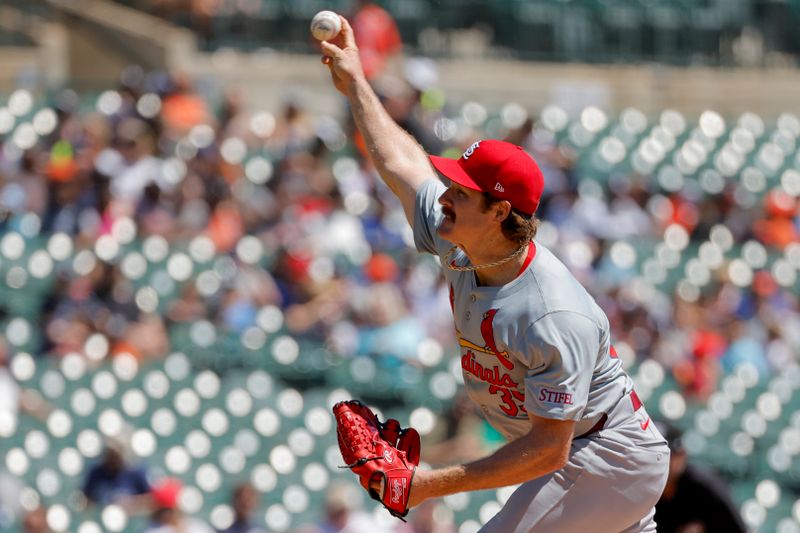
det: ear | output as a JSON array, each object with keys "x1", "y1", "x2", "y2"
[{"x1": 493, "y1": 200, "x2": 512, "y2": 223}]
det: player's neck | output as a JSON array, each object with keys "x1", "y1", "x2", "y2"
[
  {"x1": 474, "y1": 257, "x2": 526, "y2": 286},
  {"x1": 467, "y1": 240, "x2": 528, "y2": 287}
]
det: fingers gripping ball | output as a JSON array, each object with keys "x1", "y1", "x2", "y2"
[
  {"x1": 310, "y1": 10, "x2": 342, "y2": 41},
  {"x1": 333, "y1": 400, "x2": 419, "y2": 519}
]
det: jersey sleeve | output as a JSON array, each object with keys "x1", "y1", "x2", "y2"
[
  {"x1": 413, "y1": 179, "x2": 452, "y2": 257},
  {"x1": 522, "y1": 311, "x2": 600, "y2": 421}
]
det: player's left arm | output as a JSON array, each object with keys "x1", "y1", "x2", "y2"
[
  {"x1": 408, "y1": 413, "x2": 575, "y2": 507},
  {"x1": 409, "y1": 312, "x2": 599, "y2": 507}
]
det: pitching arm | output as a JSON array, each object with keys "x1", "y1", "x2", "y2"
[
  {"x1": 320, "y1": 17, "x2": 435, "y2": 224},
  {"x1": 408, "y1": 414, "x2": 575, "y2": 507}
]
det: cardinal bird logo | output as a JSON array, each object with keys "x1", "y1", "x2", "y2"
[
  {"x1": 472, "y1": 309, "x2": 513, "y2": 370},
  {"x1": 480, "y1": 310, "x2": 512, "y2": 369},
  {"x1": 457, "y1": 309, "x2": 514, "y2": 370}
]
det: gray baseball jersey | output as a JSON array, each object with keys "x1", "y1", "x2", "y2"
[
  {"x1": 413, "y1": 178, "x2": 669, "y2": 532},
  {"x1": 413, "y1": 179, "x2": 631, "y2": 441}
]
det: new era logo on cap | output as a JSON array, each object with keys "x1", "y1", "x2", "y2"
[{"x1": 430, "y1": 140, "x2": 544, "y2": 216}]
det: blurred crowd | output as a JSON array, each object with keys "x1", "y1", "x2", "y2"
[
  {"x1": 2, "y1": 59, "x2": 797, "y2": 395},
  {"x1": 0, "y1": 60, "x2": 460, "y2": 366},
  {"x1": 4, "y1": 441, "x2": 457, "y2": 533},
  {"x1": 1, "y1": 15, "x2": 800, "y2": 529}
]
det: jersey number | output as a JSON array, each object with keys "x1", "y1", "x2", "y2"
[{"x1": 488, "y1": 386, "x2": 526, "y2": 417}]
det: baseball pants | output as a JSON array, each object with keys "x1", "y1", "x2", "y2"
[{"x1": 479, "y1": 391, "x2": 670, "y2": 533}]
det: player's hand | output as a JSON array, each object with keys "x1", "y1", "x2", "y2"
[
  {"x1": 333, "y1": 400, "x2": 420, "y2": 519},
  {"x1": 320, "y1": 16, "x2": 363, "y2": 96}
]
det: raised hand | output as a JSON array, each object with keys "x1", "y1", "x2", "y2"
[{"x1": 320, "y1": 16, "x2": 364, "y2": 95}]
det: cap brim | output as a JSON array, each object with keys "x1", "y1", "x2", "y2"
[{"x1": 430, "y1": 155, "x2": 482, "y2": 192}]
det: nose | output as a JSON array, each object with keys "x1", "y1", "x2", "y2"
[{"x1": 438, "y1": 189, "x2": 452, "y2": 207}]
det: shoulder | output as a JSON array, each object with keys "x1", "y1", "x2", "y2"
[
  {"x1": 525, "y1": 243, "x2": 605, "y2": 324},
  {"x1": 526, "y1": 310, "x2": 602, "y2": 348},
  {"x1": 528, "y1": 244, "x2": 585, "y2": 296},
  {"x1": 417, "y1": 178, "x2": 445, "y2": 199}
]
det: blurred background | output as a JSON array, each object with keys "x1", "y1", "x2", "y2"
[{"x1": 0, "y1": 0, "x2": 799, "y2": 532}]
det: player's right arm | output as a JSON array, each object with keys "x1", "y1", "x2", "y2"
[{"x1": 320, "y1": 17, "x2": 435, "y2": 224}]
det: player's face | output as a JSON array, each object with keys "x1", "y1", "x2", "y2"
[{"x1": 436, "y1": 182, "x2": 497, "y2": 246}]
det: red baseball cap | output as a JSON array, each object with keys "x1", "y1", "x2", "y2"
[
  {"x1": 430, "y1": 140, "x2": 544, "y2": 216},
  {"x1": 151, "y1": 478, "x2": 182, "y2": 509}
]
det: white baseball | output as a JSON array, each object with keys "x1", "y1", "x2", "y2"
[{"x1": 310, "y1": 10, "x2": 341, "y2": 41}]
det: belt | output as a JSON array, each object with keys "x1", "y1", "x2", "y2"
[{"x1": 576, "y1": 390, "x2": 642, "y2": 439}]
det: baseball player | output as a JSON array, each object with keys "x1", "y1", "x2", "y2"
[{"x1": 322, "y1": 17, "x2": 670, "y2": 532}]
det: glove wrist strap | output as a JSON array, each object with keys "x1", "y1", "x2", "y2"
[{"x1": 381, "y1": 466, "x2": 415, "y2": 518}]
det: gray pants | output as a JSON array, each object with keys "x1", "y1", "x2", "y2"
[{"x1": 480, "y1": 393, "x2": 670, "y2": 533}]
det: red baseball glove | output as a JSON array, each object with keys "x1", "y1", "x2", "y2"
[{"x1": 333, "y1": 400, "x2": 420, "y2": 519}]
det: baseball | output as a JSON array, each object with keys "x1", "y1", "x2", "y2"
[{"x1": 310, "y1": 10, "x2": 341, "y2": 41}]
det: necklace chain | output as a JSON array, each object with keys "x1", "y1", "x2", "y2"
[{"x1": 444, "y1": 243, "x2": 528, "y2": 272}]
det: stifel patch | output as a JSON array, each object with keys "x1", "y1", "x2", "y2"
[{"x1": 538, "y1": 388, "x2": 574, "y2": 405}]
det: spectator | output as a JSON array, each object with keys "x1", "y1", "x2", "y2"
[
  {"x1": 654, "y1": 421, "x2": 747, "y2": 533},
  {"x1": 109, "y1": 117, "x2": 161, "y2": 210},
  {"x1": 21, "y1": 506, "x2": 50, "y2": 533},
  {"x1": 0, "y1": 468, "x2": 25, "y2": 530},
  {"x1": 351, "y1": 281, "x2": 426, "y2": 362},
  {"x1": 673, "y1": 329, "x2": 726, "y2": 402},
  {"x1": 765, "y1": 322, "x2": 796, "y2": 372},
  {"x1": 421, "y1": 392, "x2": 497, "y2": 466},
  {"x1": 268, "y1": 98, "x2": 318, "y2": 157},
  {"x1": 396, "y1": 500, "x2": 455, "y2": 533},
  {"x1": 350, "y1": 0, "x2": 403, "y2": 80},
  {"x1": 217, "y1": 483, "x2": 265, "y2": 533},
  {"x1": 167, "y1": 282, "x2": 210, "y2": 324},
  {"x1": 0, "y1": 340, "x2": 22, "y2": 425},
  {"x1": 143, "y1": 478, "x2": 215, "y2": 533},
  {"x1": 160, "y1": 72, "x2": 213, "y2": 134},
  {"x1": 370, "y1": 77, "x2": 443, "y2": 156},
  {"x1": 720, "y1": 320, "x2": 770, "y2": 382},
  {"x1": 0, "y1": 336, "x2": 52, "y2": 426},
  {"x1": 313, "y1": 481, "x2": 383, "y2": 533},
  {"x1": 41, "y1": 172, "x2": 90, "y2": 236},
  {"x1": 82, "y1": 442, "x2": 151, "y2": 508}
]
